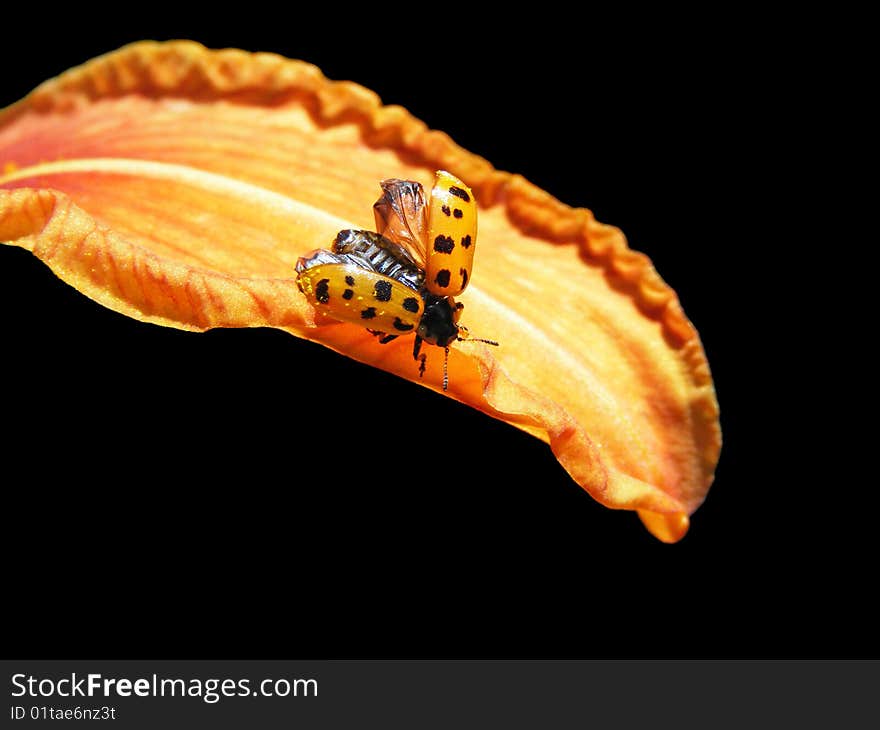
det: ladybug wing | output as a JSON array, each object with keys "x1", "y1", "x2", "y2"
[
  {"x1": 425, "y1": 170, "x2": 477, "y2": 297},
  {"x1": 372, "y1": 178, "x2": 429, "y2": 269},
  {"x1": 296, "y1": 257, "x2": 424, "y2": 337}
]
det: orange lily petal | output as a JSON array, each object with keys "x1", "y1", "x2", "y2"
[{"x1": 0, "y1": 41, "x2": 720, "y2": 542}]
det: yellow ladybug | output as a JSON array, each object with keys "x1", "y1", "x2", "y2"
[{"x1": 296, "y1": 170, "x2": 497, "y2": 390}]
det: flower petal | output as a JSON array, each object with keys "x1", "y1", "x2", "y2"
[{"x1": 0, "y1": 41, "x2": 720, "y2": 541}]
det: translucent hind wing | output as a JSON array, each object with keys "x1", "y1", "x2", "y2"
[{"x1": 372, "y1": 178, "x2": 428, "y2": 268}]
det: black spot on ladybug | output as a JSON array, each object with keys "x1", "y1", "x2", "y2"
[
  {"x1": 315, "y1": 278, "x2": 330, "y2": 303},
  {"x1": 433, "y1": 235, "x2": 455, "y2": 254},
  {"x1": 453, "y1": 208, "x2": 463, "y2": 219},
  {"x1": 403, "y1": 297, "x2": 420, "y2": 313},
  {"x1": 393, "y1": 317, "x2": 414, "y2": 332},
  {"x1": 448, "y1": 186, "x2": 470, "y2": 202},
  {"x1": 461, "y1": 234, "x2": 472, "y2": 249},
  {"x1": 460, "y1": 268, "x2": 468, "y2": 288},
  {"x1": 342, "y1": 288, "x2": 354, "y2": 300},
  {"x1": 435, "y1": 269, "x2": 451, "y2": 288},
  {"x1": 345, "y1": 275, "x2": 355, "y2": 285},
  {"x1": 374, "y1": 280, "x2": 392, "y2": 301},
  {"x1": 441, "y1": 205, "x2": 451, "y2": 217},
  {"x1": 361, "y1": 307, "x2": 377, "y2": 319}
]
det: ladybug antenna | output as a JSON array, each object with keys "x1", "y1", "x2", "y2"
[
  {"x1": 456, "y1": 325, "x2": 499, "y2": 347},
  {"x1": 436, "y1": 328, "x2": 498, "y2": 392},
  {"x1": 460, "y1": 337, "x2": 499, "y2": 346}
]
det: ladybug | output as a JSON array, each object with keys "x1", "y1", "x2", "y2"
[{"x1": 296, "y1": 170, "x2": 497, "y2": 390}]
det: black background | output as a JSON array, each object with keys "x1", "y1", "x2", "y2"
[{"x1": 0, "y1": 8, "x2": 862, "y2": 659}]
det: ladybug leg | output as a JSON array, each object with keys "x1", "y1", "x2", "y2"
[
  {"x1": 367, "y1": 329, "x2": 398, "y2": 345},
  {"x1": 413, "y1": 335, "x2": 428, "y2": 379},
  {"x1": 443, "y1": 346, "x2": 449, "y2": 391}
]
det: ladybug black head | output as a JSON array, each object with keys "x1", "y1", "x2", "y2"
[{"x1": 417, "y1": 296, "x2": 460, "y2": 347}]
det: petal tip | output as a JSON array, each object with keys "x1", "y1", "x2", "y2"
[{"x1": 638, "y1": 510, "x2": 690, "y2": 544}]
